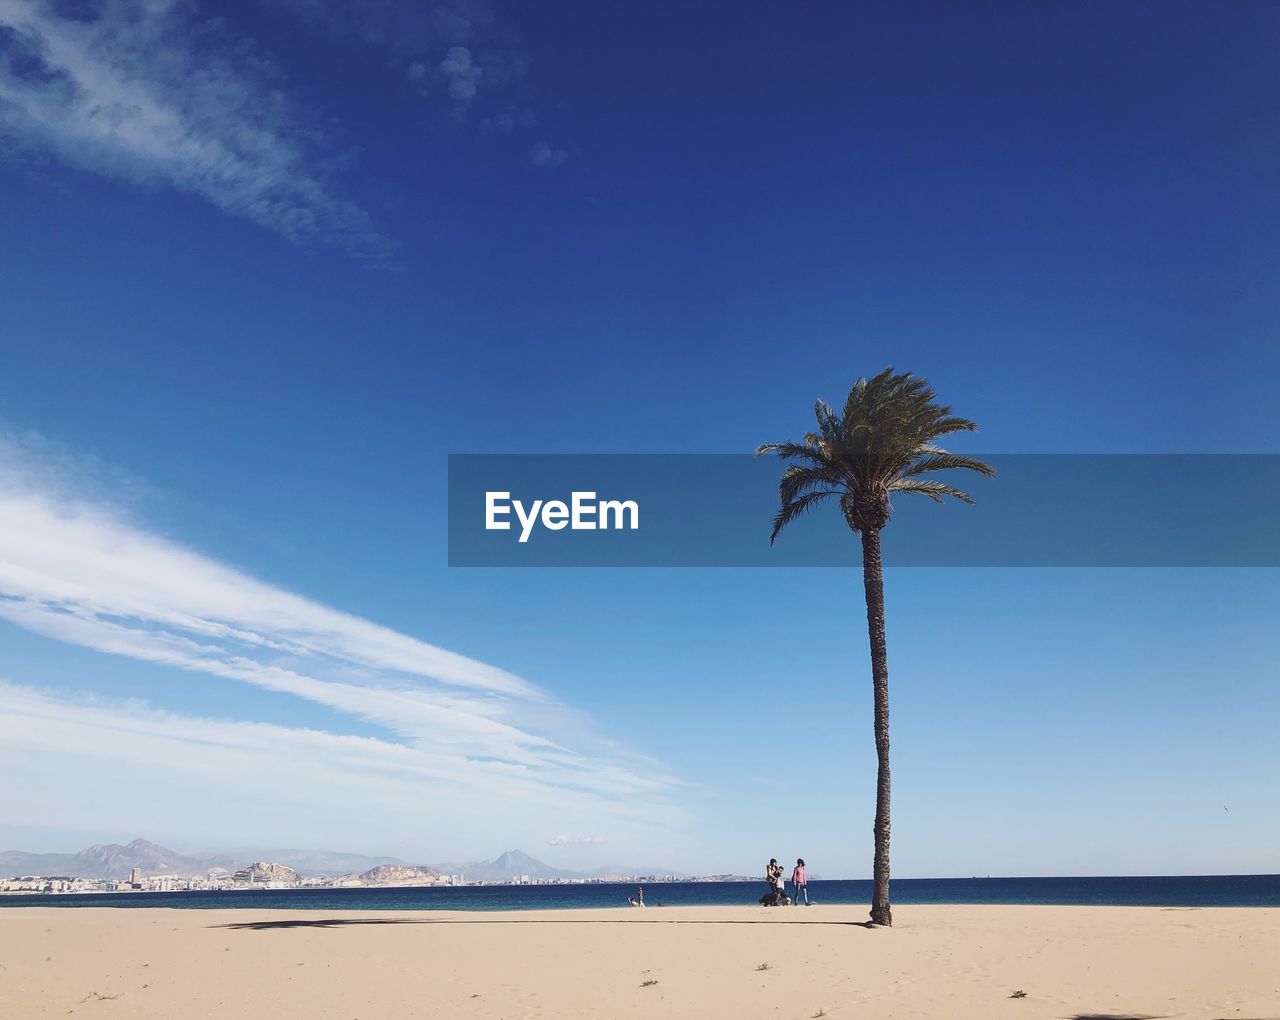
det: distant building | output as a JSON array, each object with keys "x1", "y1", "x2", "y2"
[{"x1": 129, "y1": 868, "x2": 142, "y2": 888}]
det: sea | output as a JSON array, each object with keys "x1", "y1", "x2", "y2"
[{"x1": 2, "y1": 875, "x2": 1278, "y2": 911}]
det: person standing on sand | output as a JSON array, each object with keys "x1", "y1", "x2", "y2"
[
  {"x1": 766, "y1": 858, "x2": 785, "y2": 905},
  {"x1": 791, "y1": 858, "x2": 810, "y2": 905},
  {"x1": 636, "y1": 885, "x2": 645, "y2": 908}
]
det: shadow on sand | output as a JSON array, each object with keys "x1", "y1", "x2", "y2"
[
  {"x1": 1067, "y1": 1015, "x2": 1280, "y2": 1020},
  {"x1": 1067, "y1": 1014, "x2": 1172, "y2": 1020},
  {"x1": 212, "y1": 917, "x2": 877, "y2": 932}
]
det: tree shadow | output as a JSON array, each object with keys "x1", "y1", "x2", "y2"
[
  {"x1": 212, "y1": 917, "x2": 877, "y2": 931},
  {"x1": 214, "y1": 918, "x2": 422, "y2": 930},
  {"x1": 1067, "y1": 1014, "x2": 1171, "y2": 1019},
  {"x1": 1069, "y1": 1009, "x2": 1280, "y2": 1019}
]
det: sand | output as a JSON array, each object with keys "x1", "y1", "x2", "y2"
[{"x1": 1, "y1": 903, "x2": 1277, "y2": 1018}]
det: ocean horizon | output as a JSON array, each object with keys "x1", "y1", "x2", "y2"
[{"x1": 3, "y1": 874, "x2": 1277, "y2": 911}]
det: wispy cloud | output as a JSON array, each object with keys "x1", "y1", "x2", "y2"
[
  {"x1": 0, "y1": 432, "x2": 682, "y2": 845},
  {"x1": 0, "y1": 0, "x2": 393, "y2": 260},
  {"x1": 0, "y1": 680, "x2": 674, "y2": 857},
  {"x1": 548, "y1": 834, "x2": 607, "y2": 846},
  {"x1": 438, "y1": 45, "x2": 482, "y2": 102},
  {"x1": 264, "y1": 0, "x2": 557, "y2": 153},
  {"x1": 529, "y1": 140, "x2": 568, "y2": 168}
]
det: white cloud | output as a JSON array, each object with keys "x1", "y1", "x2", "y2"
[
  {"x1": 0, "y1": 0, "x2": 392, "y2": 260},
  {"x1": 529, "y1": 140, "x2": 567, "y2": 168},
  {"x1": 0, "y1": 432, "x2": 683, "y2": 846},
  {"x1": 438, "y1": 45, "x2": 481, "y2": 102},
  {"x1": 548, "y1": 834, "x2": 607, "y2": 846}
]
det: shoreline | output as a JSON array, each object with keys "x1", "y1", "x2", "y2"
[
  {"x1": 3, "y1": 873, "x2": 1277, "y2": 911},
  {"x1": 4, "y1": 904, "x2": 1278, "y2": 1018},
  {"x1": 5, "y1": 892, "x2": 1280, "y2": 909}
]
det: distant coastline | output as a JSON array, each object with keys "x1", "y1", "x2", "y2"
[
  {"x1": 0, "y1": 838, "x2": 708, "y2": 894},
  {"x1": 3, "y1": 875, "x2": 1278, "y2": 910}
]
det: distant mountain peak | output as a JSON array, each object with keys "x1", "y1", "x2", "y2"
[{"x1": 458, "y1": 849, "x2": 571, "y2": 881}]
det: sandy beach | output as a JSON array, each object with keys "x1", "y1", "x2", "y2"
[{"x1": 1, "y1": 903, "x2": 1277, "y2": 1019}]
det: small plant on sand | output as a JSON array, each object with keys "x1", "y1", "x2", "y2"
[
  {"x1": 756, "y1": 962, "x2": 772, "y2": 972},
  {"x1": 1010, "y1": 989, "x2": 1027, "y2": 999},
  {"x1": 812, "y1": 1010, "x2": 828, "y2": 1018},
  {"x1": 641, "y1": 979, "x2": 659, "y2": 987}
]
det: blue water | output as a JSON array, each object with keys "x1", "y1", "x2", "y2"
[{"x1": 2, "y1": 875, "x2": 1277, "y2": 911}]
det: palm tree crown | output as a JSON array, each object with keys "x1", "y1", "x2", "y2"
[{"x1": 756, "y1": 366, "x2": 995, "y2": 538}]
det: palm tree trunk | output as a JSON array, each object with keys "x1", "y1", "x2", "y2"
[{"x1": 861, "y1": 527, "x2": 893, "y2": 926}]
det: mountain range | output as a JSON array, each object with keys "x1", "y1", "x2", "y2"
[
  {"x1": 0, "y1": 839, "x2": 409, "y2": 880},
  {"x1": 0, "y1": 839, "x2": 233, "y2": 880},
  {"x1": 0, "y1": 838, "x2": 676, "y2": 881}
]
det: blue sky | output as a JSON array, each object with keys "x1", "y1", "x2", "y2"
[{"x1": 1, "y1": 0, "x2": 1277, "y2": 877}]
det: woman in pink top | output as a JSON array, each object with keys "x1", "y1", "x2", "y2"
[{"x1": 791, "y1": 858, "x2": 810, "y2": 905}]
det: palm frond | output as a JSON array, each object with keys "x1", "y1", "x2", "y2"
[
  {"x1": 923, "y1": 415, "x2": 980, "y2": 440},
  {"x1": 755, "y1": 441, "x2": 827, "y2": 467},
  {"x1": 778, "y1": 464, "x2": 840, "y2": 506},
  {"x1": 898, "y1": 452, "x2": 996, "y2": 480},
  {"x1": 769, "y1": 489, "x2": 838, "y2": 544},
  {"x1": 887, "y1": 478, "x2": 976, "y2": 504}
]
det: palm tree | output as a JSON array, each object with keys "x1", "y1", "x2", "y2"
[{"x1": 757, "y1": 367, "x2": 993, "y2": 927}]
